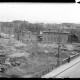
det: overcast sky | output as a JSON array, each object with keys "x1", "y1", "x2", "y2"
[{"x1": 0, "y1": 3, "x2": 80, "y2": 24}]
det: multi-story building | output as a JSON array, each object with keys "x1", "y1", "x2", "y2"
[
  {"x1": 0, "y1": 22, "x2": 14, "y2": 36},
  {"x1": 19, "y1": 31, "x2": 37, "y2": 43},
  {"x1": 42, "y1": 30, "x2": 69, "y2": 44}
]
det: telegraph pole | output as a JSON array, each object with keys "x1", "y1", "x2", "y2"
[{"x1": 57, "y1": 24, "x2": 61, "y2": 66}]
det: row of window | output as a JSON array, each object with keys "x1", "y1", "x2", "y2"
[
  {"x1": 43, "y1": 35, "x2": 68, "y2": 43},
  {"x1": 43, "y1": 37, "x2": 59, "y2": 42}
]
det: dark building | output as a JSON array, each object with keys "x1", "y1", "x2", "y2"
[{"x1": 68, "y1": 29, "x2": 80, "y2": 43}]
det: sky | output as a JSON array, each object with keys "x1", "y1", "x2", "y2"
[{"x1": 0, "y1": 3, "x2": 80, "y2": 24}]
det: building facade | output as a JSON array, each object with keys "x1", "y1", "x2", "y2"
[
  {"x1": 0, "y1": 22, "x2": 14, "y2": 36},
  {"x1": 42, "y1": 31, "x2": 69, "y2": 44},
  {"x1": 19, "y1": 31, "x2": 37, "y2": 43}
]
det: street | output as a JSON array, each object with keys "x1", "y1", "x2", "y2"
[
  {"x1": 55, "y1": 58, "x2": 80, "y2": 78},
  {"x1": 42, "y1": 54, "x2": 80, "y2": 78}
]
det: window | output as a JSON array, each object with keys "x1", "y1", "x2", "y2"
[
  {"x1": 53, "y1": 36, "x2": 56, "y2": 42},
  {"x1": 44, "y1": 37, "x2": 46, "y2": 41},
  {"x1": 51, "y1": 37, "x2": 53, "y2": 42},
  {"x1": 48, "y1": 37, "x2": 50, "y2": 41}
]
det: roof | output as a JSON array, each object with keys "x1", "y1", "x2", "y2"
[{"x1": 42, "y1": 31, "x2": 70, "y2": 34}]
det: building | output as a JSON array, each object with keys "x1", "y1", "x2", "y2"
[
  {"x1": 19, "y1": 31, "x2": 37, "y2": 43},
  {"x1": 68, "y1": 29, "x2": 80, "y2": 43},
  {"x1": 0, "y1": 22, "x2": 14, "y2": 36},
  {"x1": 42, "y1": 31, "x2": 69, "y2": 44}
]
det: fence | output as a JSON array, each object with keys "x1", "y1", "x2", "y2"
[
  {"x1": 61, "y1": 52, "x2": 80, "y2": 65},
  {"x1": 31, "y1": 53, "x2": 80, "y2": 78},
  {"x1": 32, "y1": 64, "x2": 57, "y2": 78},
  {"x1": 70, "y1": 52, "x2": 80, "y2": 61},
  {"x1": 61, "y1": 58, "x2": 69, "y2": 65}
]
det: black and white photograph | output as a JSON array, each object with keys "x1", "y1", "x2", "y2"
[{"x1": 0, "y1": 2, "x2": 80, "y2": 78}]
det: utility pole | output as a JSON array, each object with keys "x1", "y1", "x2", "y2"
[{"x1": 57, "y1": 24, "x2": 61, "y2": 66}]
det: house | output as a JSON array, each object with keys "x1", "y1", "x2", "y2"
[
  {"x1": 19, "y1": 31, "x2": 37, "y2": 44},
  {"x1": 42, "y1": 30, "x2": 69, "y2": 44},
  {"x1": 68, "y1": 29, "x2": 80, "y2": 43}
]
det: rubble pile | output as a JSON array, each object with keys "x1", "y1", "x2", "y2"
[
  {"x1": 0, "y1": 35, "x2": 79, "y2": 78},
  {"x1": 0, "y1": 37, "x2": 30, "y2": 77}
]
